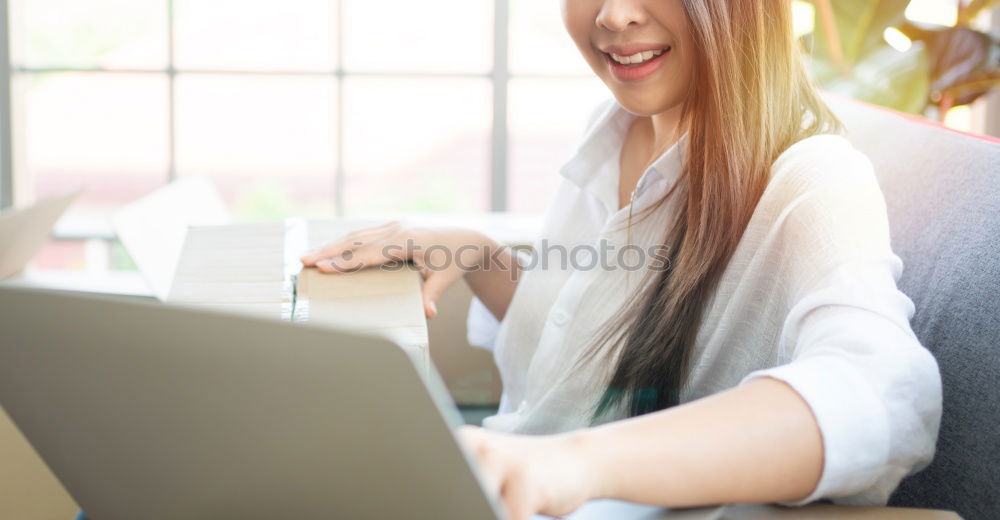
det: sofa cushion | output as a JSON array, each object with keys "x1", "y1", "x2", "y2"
[{"x1": 823, "y1": 93, "x2": 1000, "y2": 520}]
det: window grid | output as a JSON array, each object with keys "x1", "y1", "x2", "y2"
[
  {"x1": 0, "y1": 0, "x2": 593, "y2": 228},
  {"x1": 0, "y1": 0, "x2": 12, "y2": 209},
  {"x1": 166, "y1": 0, "x2": 176, "y2": 184},
  {"x1": 491, "y1": 0, "x2": 509, "y2": 212}
]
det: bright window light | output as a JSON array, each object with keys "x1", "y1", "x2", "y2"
[
  {"x1": 791, "y1": 0, "x2": 815, "y2": 37},
  {"x1": 905, "y1": 0, "x2": 959, "y2": 27},
  {"x1": 944, "y1": 105, "x2": 972, "y2": 133},
  {"x1": 883, "y1": 27, "x2": 913, "y2": 52}
]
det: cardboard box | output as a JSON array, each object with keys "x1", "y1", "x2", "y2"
[{"x1": 166, "y1": 219, "x2": 430, "y2": 374}]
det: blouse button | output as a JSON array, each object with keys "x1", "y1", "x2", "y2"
[{"x1": 551, "y1": 309, "x2": 570, "y2": 326}]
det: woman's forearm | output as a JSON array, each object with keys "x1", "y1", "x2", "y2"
[
  {"x1": 463, "y1": 235, "x2": 522, "y2": 321},
  {"x1": 574, "y1": 377, "x2": 823, "y2": 507}
]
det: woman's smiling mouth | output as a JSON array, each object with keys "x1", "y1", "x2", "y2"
[
  {"x1": 609, "y1": 47, "x2": 668, "y2": 65},
  {"x1": 602, "y1": 45, "x2": 672, "y2": 82}
]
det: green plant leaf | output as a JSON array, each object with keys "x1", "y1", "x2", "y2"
[
  {"x1": 805, "y1": 0, "x2": 1000, "y2": 113},
  {"x1": 810, "y1": 0, "x2": 910, "y2": 65},
  {"x1": 810, "y1": 41, "x2": 931, "y2": 113}
]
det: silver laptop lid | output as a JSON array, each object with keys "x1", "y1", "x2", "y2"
[{"x1": 0, "y1": 286, "x2": 503, "y2": 520}]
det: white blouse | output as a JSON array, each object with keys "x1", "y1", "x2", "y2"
[{"x1": 467, "y1": 100, "x2": 942, "y2": 505}]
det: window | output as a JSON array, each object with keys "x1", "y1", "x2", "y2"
[
  {"x1": 3, "y1": 0, "x2": 608, "y2": 250},
  {"x1": 12, "y1": 1, "x2": 991, "y2": 271}
]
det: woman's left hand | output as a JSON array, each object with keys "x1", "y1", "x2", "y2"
[{"x1": 457, "y1": 425, "x2": 601, "y2": 520}]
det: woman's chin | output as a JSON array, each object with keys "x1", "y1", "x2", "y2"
[{"x1": 607, "y1": 88, "x2": 685, "y2": 118}]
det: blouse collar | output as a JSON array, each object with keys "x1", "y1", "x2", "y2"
[{"x1": 559, "y1": 99, "x2": 687, "y2": 215}]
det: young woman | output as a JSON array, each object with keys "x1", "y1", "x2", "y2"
[{"x1": 301, "y1": 0, "x2": 942, "y2": 518}]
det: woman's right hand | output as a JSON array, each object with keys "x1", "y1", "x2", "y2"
[{"x1": 299, "y1": 221, "x2": 499, "y2": 319}]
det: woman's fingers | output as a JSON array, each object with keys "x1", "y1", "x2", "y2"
[
  {"x1": 300, "y1": 221, "x2": 401, "y2": 266},
  {"x1": 301, "y1": 232, "x2": 382, "y2": 266},
  {"x1": 458, "y1": 426, "x2": 537, "y2": 520},
  {"x1": 501, "y1": 474, "x2": 535, "y2": 520},
  {"x1": 419, "y1": 267, "x2": 463, "y2": 319},
  {"x1": 459, "y1": 426, "x2": 505, "y2": 499},
  {"x1": 315, "y1": 239, "x2": 405, "y2": 273},
  {"x1": 457, "y1": 426, "x2": 597, "y2": 520}
]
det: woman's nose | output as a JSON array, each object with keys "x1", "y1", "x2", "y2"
[{"x1": 595, "y1": 0, "x2": 648, "y2": 32}]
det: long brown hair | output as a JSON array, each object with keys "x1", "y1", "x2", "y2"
[{"x1": 588, "y1": 0, "x2": 843, "y2": 418}]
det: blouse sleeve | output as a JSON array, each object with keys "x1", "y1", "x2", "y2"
[
  {"x1": 466, "y1": 295, "x2": 501, "y2": 351},
  {"x1": 740, "y1": 138, "x2": 943, "y2": 505}
]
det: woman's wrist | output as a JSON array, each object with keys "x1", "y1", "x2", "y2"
[
  {"x1": 563, "y1": 428, "x2": 617, "y2": 502},
  {"x1": 458, "y1": 230, "x2": 521, "y2": 321},
  {"x1": 458, "y1": 232, "x2": 509, "y2": 274}
]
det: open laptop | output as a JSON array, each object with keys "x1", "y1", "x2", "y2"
[
  {"x1": 0, "y1": 285, "x2": 504, "y2": 519},
  {"x1": 0, "y1": 286, "x2": 722, "y2": 520}
]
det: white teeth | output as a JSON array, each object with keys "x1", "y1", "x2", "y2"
[{"x1": 609, "y1": 48, "x2": 667, "y2": 65}]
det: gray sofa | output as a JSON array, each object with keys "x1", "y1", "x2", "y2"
[{"x1": 824, "y1": 93, "x2": 1000, "y2": 520}]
